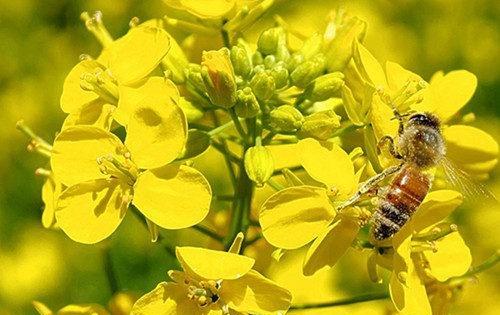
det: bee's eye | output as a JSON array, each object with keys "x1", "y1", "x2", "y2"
[{"x1": 409, "y1": 113, "x2": 440, "y2": 128}]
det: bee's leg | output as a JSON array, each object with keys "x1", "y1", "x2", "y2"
[
  {"x1": 393, "y1": 109, "x2": 405, "y2": 135},
  {"x1": 377, "y1": 136, "x2": 403, "y2": 160},
  {"x1": 337, "y1": 164, "x2": 403, "y2": 211}
]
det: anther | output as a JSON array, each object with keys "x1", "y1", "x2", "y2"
[{"x1": 129, "y1": 17, "x2": 140, "y2": 28}]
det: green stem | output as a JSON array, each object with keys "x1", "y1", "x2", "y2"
[
  {"x1": 224, "y1": 160, "x2": 254, "y2": 250},
  {"x1": 221, "y1": 27, "x2": 231, "y2": 48},
  {"x1": 207, "y1": 118, "x2": 236, "y2": 137},
  {"x1": 289, "y1": 292, "x2": 389, "y2": 310},
  {"x1": 267, "y1": 178, "x2": 285, "y2": 191},
  {"x1": 102, "y1": 247, "x2": 118, "y2": 295},
  {"x1": 210, "y1": 112, "x2": 238, "y2": 188},
  {"x1": 230, "y1": 109, "x2": 248, "y2": 142},
  {"x1": 214, "y1": 194, "x2": 236, "y2": 201},
  {"x1": 211, "y1": 141, "x2": 242, "y2": 164},
  {"x1": 192, "y1": 225, "x2": 224, "y2": 242}
]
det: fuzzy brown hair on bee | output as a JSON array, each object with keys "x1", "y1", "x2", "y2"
[
  {"x1": 398, "y1": 113, "x2": 446, "y2": 169},
  {"x1": 372, "y1": 112, "x2": 445, "y2": 240}
]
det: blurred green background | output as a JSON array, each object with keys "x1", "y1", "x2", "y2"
[{"x1": 0, "y1": 0, "x2": 498, "y2": 314}]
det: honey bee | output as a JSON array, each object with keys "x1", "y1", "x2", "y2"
[{"x1": 339, "y1": 111, "x2": 494, "y2": 241}]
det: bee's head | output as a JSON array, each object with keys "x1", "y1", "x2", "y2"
[{"x1": 407, "y1": 112, "x2": 441, "y2": 130}]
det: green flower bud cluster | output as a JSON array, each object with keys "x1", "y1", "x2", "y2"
[{"x1": 182, "y1": 25, "x2": 348, "y2": 140}]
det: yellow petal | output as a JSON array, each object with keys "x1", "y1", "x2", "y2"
[
  {"x1": 133, "y1": 165, "x2": 211, "y2": 229},
  {"x1": 412, "y1": 70, "x2": 477, "y2": 122},
  {"x1": 131, "y1": 282, "x2": 199, "y2": 315},
  {"x1": 302, "y1": 218, "x2": 360, "y2": 276},
  {"x1": 41, "y1": 177, "x2": 61, "y2": 228},
  {"x1": 390, "y1": 235, "x2": 431, "y2": 314},
  {"x1": 424, "y1": 231, "x2": 472, "y2": 281},
  {"x1": 58, "y1": 304, "x2": 110, "y2": 315},
  {"x1": 389, "y1": 267, "x2": 431, "y2": 315},
  {"x1": 116, "y1": 76, "x2": 180, "y2": 126},
  {"x1": 165, "y1": 0, "x2": 236, "y2": 19},
  {"x1": 408, "y1": 190, "x2": 463, "y2": 235},
  {"x1": 32, "y1": 301, "x2": 53, "y2": 315},
  {"x1": 298, "y1": 138, "x2": 356, "y2": 198},
  {"x1": 259, "y1": 186, "x2": 335, "y2": 250},
  {"x1": 124, "y1": 78, "x2": 187, "y2": 169},
  {"x1": 353, "y1": 41, "x2": 387, "y2": 88},
  {"x1": 385, "y1": 61, "x2": 423, "y2": 93},
  {"x1": 444, "y1": 125, "x2": 499, "y2": 166},
  {"x1": 62, "y1": 99, "x2": 115, "y2": 130},
  {"x1": 60, "y1": 59, "x2": 103, "y2": 113},
  {"x1": 109, "y1": 26, "x2": 170, "y2": 85},
  {"x1": 176, "y1": 246, "x2": 254, "y2": 280},
  {"x1": 51, "y1": 126, "x2": 126, "y2": 187},
  {"x1": 222, "y1": 270, "x2": 292, "y2": 315},
  {"x1": 368, "y1": 95, "x2": 398, "y2": 141},
  {"x1": 55, "y1": 178, "x2": 130, "y2": 244}
]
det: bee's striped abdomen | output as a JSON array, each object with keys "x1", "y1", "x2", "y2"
[{"x1": 372, "y1": 165, "x2": 431, "y2": 240}]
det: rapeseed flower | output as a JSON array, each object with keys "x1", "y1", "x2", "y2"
[
  {"x1": 131, "y1": 234, "x2": 292, "y2": 314},
  {"x1": 259, "y1": 138, "x2": 367, "y2": 275},
  {"x1": 50, "y1": 78, "x2": 211, "y2": 243},
  {"x1": 351, "y1": 42, "x2": 498, "y2": 178}
]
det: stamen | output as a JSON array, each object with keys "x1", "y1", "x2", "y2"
[
  {"x1": 80, "y1": 69, "x2": 119, "y2": 104},
  {"x1": 80, "y1": 11, "x2": 113, "y2": 47}
]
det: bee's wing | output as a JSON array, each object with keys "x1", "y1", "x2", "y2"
[{"x1": 439, "y1": 157, "x2": 497, "y2": 205}]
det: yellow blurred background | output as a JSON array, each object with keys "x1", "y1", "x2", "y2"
[{"x1": 0, "y1": 0, "x2": 498, "y2": 314}]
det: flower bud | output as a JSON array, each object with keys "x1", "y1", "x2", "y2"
[
  {"x1": 300, "y1": 33, "x2": 323, "y2": 60},
  {"x1": 257, "y1": 27, "x2": 286, "y2": 55},
  {"x1": 298, "y1": 109, "x2": 341, "y2": 140},
  {"x1": 244, "y1": 146, "x2": 275, "y2": 187},
  {"x1": 235, "y1": 87, "x2": 260, "y2": 118},
  {"x1": 270, "y1": 62, "x2": 289, "y2": 89},
  {"x1": 252, "y1": 51, "x2": 264, "y2": 65},
  {"x1": 185, "y1": 63, "x2": 206, "y2": 92},
  {"x1": 269, "y1": 105, "x2": 304, "y2": 132},
  {"x1": 230, "y1": 40, "x2": 253, "y2": 78},
  {"x1": 287, "y1": 53, "x2": 305, "y2": 72},
  {"x1": 303, "y1": 72, "x2": 344, "y2": 102},
  {"x1": 290, "y1": 54, "x2": 326, "y2": 88},
  {"x1": 178, "y1": 97, "x2": 204, "y2": 122},
  {"x1": 250, "y1": 70, "x2": 276, "y2": 100},
  {"x1": 201, "y1": 48, "x2": 237, "y2": 108}
]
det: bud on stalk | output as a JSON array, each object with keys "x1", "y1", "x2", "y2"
[
  {"x1": 201, "y1": 48, "x2": 237, "y2": 108},
  {"x1": 244, "y1": 146, "x2": 275, "y2": 187}
]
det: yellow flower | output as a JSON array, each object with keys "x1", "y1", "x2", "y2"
[
  {"x1": 259, "y1": 138, "x2": 366, "y2": 276},
  {"x1": 50, "y1": 87, "x2": 211, "y2": 243},
  {"x1": 60, "y1": 22, "x2": 172, "y2": 128},
  {"x1": 366, "y1": 189, "x2": 470, "y2": 315},
  {"x1": 353, "y1": 41, "x2": 498, "y2": 178},
  {"x1": 131, "y1": 235, "x2": 292, "y2": 315}
]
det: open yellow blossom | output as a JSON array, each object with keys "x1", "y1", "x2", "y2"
[
  {"x1": 41, "y1": 176, "x2": 62, "y2": 229},
  {"x1": 60, "y1": 22, "x2": 171, "y2": 129},
  {"x1": 259, "y1": 138, "x2": 366, "y2": 276},
  {"x1": 352, "y1": 41, "x2": 498, "y2": 178},
  {"x1": 50, "y1": 87, "x2": 211, "y2": 243},
  {"x1": 131, "y1": 235, "x2": 292, "y2": 315},
  {"x1": 366, "y1": 189, "x2": 470, "y2": 315}
]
